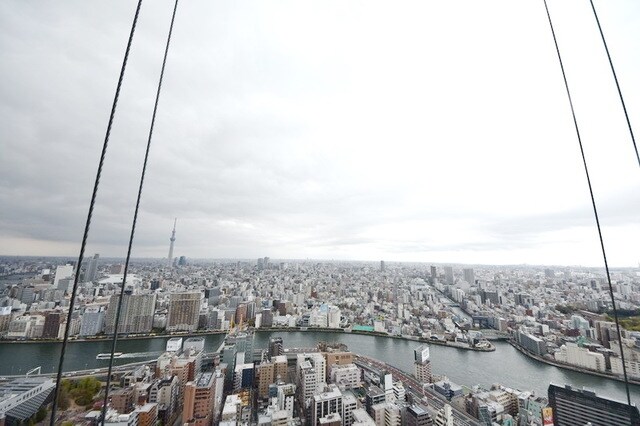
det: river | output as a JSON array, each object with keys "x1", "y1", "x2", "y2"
[{"x1": 0, "y1": 331, "x2": 637, "y2": 404}]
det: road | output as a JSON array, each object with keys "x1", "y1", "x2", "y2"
[{"x1": 354, "y1": 354, "x2": 480, "y2": 426}]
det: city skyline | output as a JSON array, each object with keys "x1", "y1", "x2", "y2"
[{"x1": 1, "y1": 1, "x2": 639, "y2": 266}]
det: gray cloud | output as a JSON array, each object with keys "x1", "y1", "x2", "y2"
[{"x1": 1, "y1": 0, "x2": 639, "y2": 265}]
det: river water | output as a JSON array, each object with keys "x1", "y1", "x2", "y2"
[{"x1": 0, "y1": 331, "x2": 637, "y2": 404}]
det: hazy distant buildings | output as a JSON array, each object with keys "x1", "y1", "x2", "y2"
[
  {"x1": 463, "y1": 268, "x2": 474, "y2": 285},
  {"x1": 85, "y1": 253, "x2": 99, "y2": 283},
  {"x1": 166, "y1": 292, "x2": 201, "y2": 332},
  {"x1": 105, "y1": 293, "x2": 156, "y2": 335},
  {"x1": 444, "y1": 267, "x2": 454, "y2": 285},
  {"x1": 430, "y1": 266, "x2": 437, "y2": 284},
  {"x1": 53, "y1": 264, "x2": 74, "y2": 289}
]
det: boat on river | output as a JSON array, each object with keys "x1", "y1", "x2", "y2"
[{"x1": 96, "y1": 352, "x2": 123, "y2": 360}]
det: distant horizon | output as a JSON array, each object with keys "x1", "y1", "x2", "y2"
[{"x1": 1, "y1": 253, "x2": 638, "y2": 271}]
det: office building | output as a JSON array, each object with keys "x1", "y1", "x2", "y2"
[
  {"x1": 342, "y1": 391, "x2": 358, "y2": 426},
  {"x1": 297, "y1": 353, "x2": 326, "y2": 403},
  {"x1": 351, "y1": 408, "x2": 376, "y2": 426},
  {"x1": 406, "y1": 404, "x2": 433, "y2": 426},
  {"x1": 548, "y1": 383, "x2": 640, "y2": 426},
  {"x1": 277, "y1": 383, "x2": 296, "y2": 417},
  {"x1": 433, "y1": 381, "x2": 463, "y2": 401},
  {"x1": 183, "y1": 372, "x2": 216, "y2": 426},
  {"x1": 269, "y1": 337, "x2": 283, "y2": 358},
  {"x1": 329, "y1": 364, "x2": 362, "y2": 390},
  {"x1": 257, "y1": 362, "x2": 275, "y2": 398},
  {"x1": 414, "y1": 345, "x2": 432, "y2": 383},
  {"x1": 312, "y1": 384, "x2": 343, "y2": 426}
]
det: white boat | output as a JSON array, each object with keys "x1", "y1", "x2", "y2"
[{"x1": 96, "y1": 352, "x2": 123, "y2": 360}]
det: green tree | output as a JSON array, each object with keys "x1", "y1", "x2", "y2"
[
  {"x1": 56, "y1": 386, "x2": 70, "y2": 411},
  {"x1": 35, "y1": 407, "x2": 47, "y2": 423}
]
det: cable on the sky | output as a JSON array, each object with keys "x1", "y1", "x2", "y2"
[
  {"x1": 590, "y1": 0, "x2": 639, "y2": 169},
  {"x1": 100, "y1": 1, "x2": 180, "y2": 423},
  {"x1": 542, "y1": 0, "x2": 631, "y2": 406},
  {"x1": 49, "y1": 2, "x2": 143, "y2": 425}
]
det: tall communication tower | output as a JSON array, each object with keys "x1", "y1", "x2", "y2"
[{"x1": 167, "y1": 218, "x2": 176, "y2": 267}]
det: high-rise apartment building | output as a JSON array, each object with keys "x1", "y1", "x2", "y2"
[
  {"x1": 297, "y1": 353, "x2": 326, "y2": 405},
  {"x1": 463, "y1": 268, "x2": 475, "y2": 285},
  {"x1": 444, "y1": 266, "x2": 454, "y2": 285},
  {"x1": 548, "y1": 383, "x2": 640, "y2": 426},
  {"x1": 257, "y1": 361, "x2": 275, "y2": 399},
  {"x1": 85, "y1": 253, "x2": 99, "y2": 282},
  {"x1": 166, "y1": 292, "x2": 201, "y2": 332},
  {"x1": 148, "y1": 376, "x2": 180, "y2": 425},
  {"x1": 53, "y1": 264, "x2": 74, "y2": 289},
  {"x1": 105, "y1": 293, "x2": 156, "y2": 335},
  {"x1": 42, "y1": 311, "x2": 62, "y2": 339},
  {"x1": 430, "y1": 266, "x2": 437, "y2": 284},
  {"x1": 80, "y1": 305, "x2": 105, "y2": 336}
]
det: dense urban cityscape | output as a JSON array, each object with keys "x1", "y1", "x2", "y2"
[{"x1": 0, "y1": 252, "x2": 639, "y2": 425}]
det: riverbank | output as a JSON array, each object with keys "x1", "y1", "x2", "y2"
[
  {"x1": 0, "y1": 330, "x2": 226, "y2": 344},
  {"x1": 0, "y1": 327, "x2": 494, "y2": 351},
  {"x1": 508, "y1": 339, "x2": 640, "y2": 386}
]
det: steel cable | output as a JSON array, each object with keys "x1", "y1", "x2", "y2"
[
  {"x1": 49, "y1": 2, "x2": 143, "y2": 424},
  {"x1": 542, "y1": 0, "x2": 631, "y2": 406},
  {"x1": 100, "y1": 1, "x2": 180, "y2": 423},
  {"x1": 590, "y1": 0, "x2": 640, "y2": 169}
]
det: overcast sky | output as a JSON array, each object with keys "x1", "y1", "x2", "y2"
[{"x1": 0, "y1": 0, "x2": 639, "y2": 266}]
